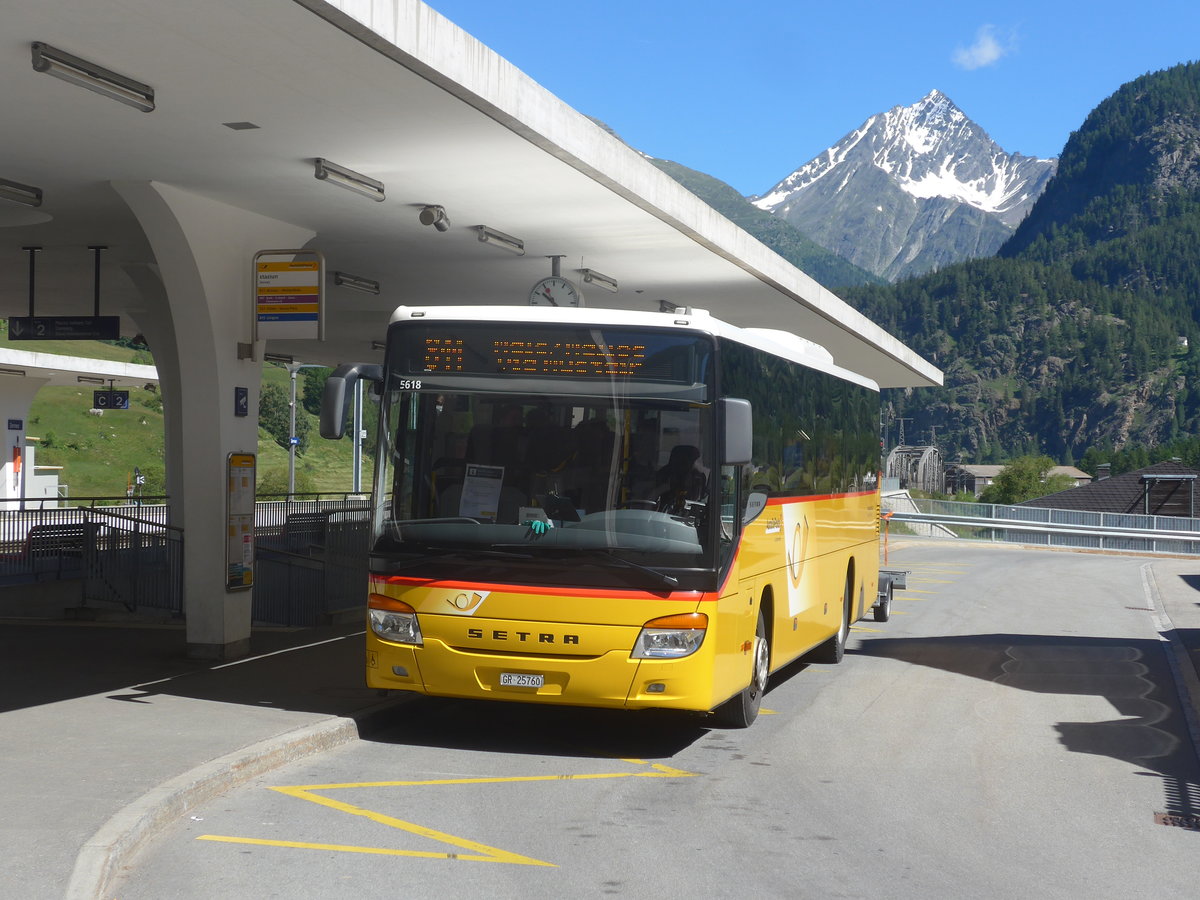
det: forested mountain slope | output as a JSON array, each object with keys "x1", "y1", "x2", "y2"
[{"x1": 841, "y1": 62, "x2": 1200, "y2": 464}]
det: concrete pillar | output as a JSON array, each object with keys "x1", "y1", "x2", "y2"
[
  {"x1": 0, "y1": 376, "x2": 49, "y2": 510},
  {"x1": 112, "y1": 181, "x2": 315, "y2": 659}
]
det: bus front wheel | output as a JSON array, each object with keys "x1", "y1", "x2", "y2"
[{"x1": 712, "y1": 609, "x2": 769, "y2": 728}]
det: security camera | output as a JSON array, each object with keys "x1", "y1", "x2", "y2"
[{"x1": 419, "y1": 205, "x2": 450, "y2": 232}]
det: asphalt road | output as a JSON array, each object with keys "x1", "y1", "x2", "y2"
[{"x1": 112, "y1": 542, "x2": 1200, "y2": 898}]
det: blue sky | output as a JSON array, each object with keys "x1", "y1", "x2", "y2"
[{"x1": 424, "y1": 0, "x2": 1200, "y2": 196}]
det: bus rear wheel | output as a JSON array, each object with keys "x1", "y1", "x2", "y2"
[
  {"x1": 713, "y1": 610, "x2": 769, "y2": 728},
  {"x1": 807, "y1": 575, "x2": 851, "y2": 665}
]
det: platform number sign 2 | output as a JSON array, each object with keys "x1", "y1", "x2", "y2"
[{"x1": 93, "y1": 390, "x2": 130, "y2": 410}]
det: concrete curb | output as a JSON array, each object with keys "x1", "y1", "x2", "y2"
[
  {"x1": 1143, "y1": 564, "x2": 1200, "y2": 751},
  {"x1": 65, "y1": 701, "x2": 400, "y2": 900}
]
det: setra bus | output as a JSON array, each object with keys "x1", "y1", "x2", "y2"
[{"x1": 320, "y1": 304, "x2": 894, "y2": 727}]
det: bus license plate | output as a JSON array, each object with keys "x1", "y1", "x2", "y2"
[{"x1": 500, "y1": 672, "x2": 543, "y2": 688}]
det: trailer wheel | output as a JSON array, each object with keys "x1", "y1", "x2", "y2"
[
  {"x1": 873, "y1": 583, "x2": 893, "y2": 622},
  {"x1": 713, "y1": 609, "x2": 769, "y2": 728}
]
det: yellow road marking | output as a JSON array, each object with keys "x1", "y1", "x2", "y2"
[
  {"x1": 851, "y1": 624, "x2": 881, "y2": 633},
  {"x1": 196, "y1": 834, "x2": 541, "y2": 864},
  {"x1": 897, "y1": 589, "x2": 938, "y2": 595},
  {"x1": 908, "y1": 578, "x2": 954, "y2": 584},
  {"x1": 198, "y1": 760, "x2": 699, "y2": 867}
]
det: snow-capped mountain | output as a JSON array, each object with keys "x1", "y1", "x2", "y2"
[{"x1": 752, "y1": 90, "x2": 1058, "y2": 281}]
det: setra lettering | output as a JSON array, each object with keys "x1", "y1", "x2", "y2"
[{"x1": 462, "y1": 627, "x2": 582, "y2": 645}]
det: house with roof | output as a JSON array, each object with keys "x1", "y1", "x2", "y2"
[
  {"x1": 1017, "y1": 460, "x2": 1200, "y2": 517},
  {"x1": 945, "y1": 463, "x2": 1092, "y2": 498}
]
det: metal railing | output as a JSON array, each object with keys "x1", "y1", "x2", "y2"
[
  {"x1": 0, "y1": 500, "x2": 183, "y2": 613},
  {"x1": 883, "y1": 496, "x2": 1200, "y2": 556},
  {"x1": 252, "y1": 494, "x2": 371, "y2": 626}
]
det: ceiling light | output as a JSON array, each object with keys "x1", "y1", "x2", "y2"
[
  {"x1": 580, "y1": 268, "x2": 619, "y2": 293},
  {"x1": 0, "y1": 367, "x2": 27, "y2": 377},
  {"x1": 314, "y1": 158, "x2": 385, "y2": 202},
  {"x1": 264, "y1": 353, "x2": 294, "y2": 365},
  {"x1": 31, "y1": 41, "x2": 155, "y2": 112},
  {"x1": 371, "y1": 341, "x2": 386, "y2": 351},
  {"x1": 474, "y1": 225, "x2": 525, "y2": 255},
  {"x1": 333, "y1": 271, "x2": 380, "y2": 295},
  {"x1": 0, "y1": 178, "x2": 43, "y2": 208},
  {"x1": 76, "y1": 375, "x2": 105, "y2": 385},
  {"x1": 419, "y1": 205, "x2": 451, "y2": 232}
]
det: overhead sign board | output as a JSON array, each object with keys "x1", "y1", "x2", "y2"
[
  {"x1": 254, "y1": 250, "x2": 324, "y2": 342},
  {"x1": 8, "y1": 316, "x2": 121, "y2": 341},
  {"x1": 93, "y1": 390, "x2": 130, "y2": 410}
]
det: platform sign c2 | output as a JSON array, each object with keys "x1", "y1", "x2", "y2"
[
  {"x1": 226, "y1": 452, "x2": 256, "y2": 592},
  {"x1": 253, "y1": 250, "x2": 324, "y2": 342}
]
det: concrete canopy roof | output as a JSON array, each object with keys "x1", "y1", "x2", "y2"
[
  {"x1": 0, "y1": 0, "x2": 940, "y2": 389},
  {"x1": 0, "y1": 348, "x2": 157, "y2": 390}
]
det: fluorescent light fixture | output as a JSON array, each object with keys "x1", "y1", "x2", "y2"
[
  {"x1": 371, "y1": 341, "x2": 386, "y2": 351},
  {"x1": 0, "y1": 367, "x2": 27, "y2": 377},
  {"x1": 31, "y1": 42, "x2": 155, "y2": 112},
  {"x1": 474, "y1": 225, "x2": 524, "y2": 255},
  {"x1": 580, "y1": 268, "x2": 619, "y2": 293},
  {"x1": 76, "y1": 375, "x2": 105, "y2": 385},
  {"x1": 0, "y1": 178, "x2": 43, "y2": 208},
  {"x1": 333, "y1": 271, "x2": 380, "y2": 295},
  {"x1": 659, "y1": 300, "x2": 679, "y2": 313},
  {"x1": 264, "y1": 353, "x2": 294, "y2": 364},
  {"x1": 314, "y1": 158, "x2": 385, "y2": 201},
  {"x1": 419, "y1": 205, "x2": 451, "y2": 232}
]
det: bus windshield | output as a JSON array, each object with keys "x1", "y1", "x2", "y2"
[{"x1": 370, "y1": 324, "x2": 719, "y2": 590}]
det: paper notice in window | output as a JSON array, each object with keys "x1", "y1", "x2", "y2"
[{"x1": 460, "y1": 464, "x2": 504, "y2": 519}]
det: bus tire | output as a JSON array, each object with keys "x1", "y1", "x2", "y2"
[
  {"x1": 808, "y1": 576, "x2": 851, "y2": 665},
  {"x1": 713, "y1": 609, "x2": 769, "y2": 728},
  {"x1": 873, "y1": 583, "x2": 893, "y2": 622}
]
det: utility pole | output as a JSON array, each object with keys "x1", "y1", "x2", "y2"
[{"x1": 287, "y1": 363, "x2": 325, "y2": 497}]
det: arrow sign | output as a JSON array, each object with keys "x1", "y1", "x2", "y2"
[{"x1": 9, "y1": 316, "x2": 121, "y2": 341}]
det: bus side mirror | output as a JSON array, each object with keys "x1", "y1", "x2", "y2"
[
  {"x1": 320, "y1": 363, "x2": 383, "y2": 439},
  {"x1": 721, "y1": 398, "x2": 752, "y2": 466}
]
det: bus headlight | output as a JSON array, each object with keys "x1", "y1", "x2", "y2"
[
  {"x1": 369, "y1": 593, "x2": 423, "y2": 645},
  {"x1": 631, "y1": 612, "x2": 707, "y2": 659}
]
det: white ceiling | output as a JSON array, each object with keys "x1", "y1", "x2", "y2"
[{"x1": 0, "y1": 0, "x2": 940, "y2": 389}]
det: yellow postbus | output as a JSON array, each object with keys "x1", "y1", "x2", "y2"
[{"x1": 321, "y1": 304, "x2": 891, "y2": 727}]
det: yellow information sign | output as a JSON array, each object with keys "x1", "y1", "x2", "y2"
[{"x1": 227, "y1": 452, "x2": 256, "y2": 591}]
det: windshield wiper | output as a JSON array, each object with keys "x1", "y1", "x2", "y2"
[
  {"x1": 373, "y1": 546, "x2": 532, "y2": 574},
  {"x1": 494, "y1": 544, "x2": 679, "y2": 589},
  {"x1": 542, "y1": 548, "x2": 679, "y2": 589}
]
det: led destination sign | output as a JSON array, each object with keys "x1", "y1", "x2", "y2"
[
  {"x1": 424, "y1": 337, "x2": 647, "y2": 377},
  {"x1": 398, "y1": 324, "x2": 709, "y2": 387}
]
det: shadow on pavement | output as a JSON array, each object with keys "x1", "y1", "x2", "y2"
[
  {"x1": 364, "y1": 694, "x2": 712, "y2": 760},
  {"x1": 852, "y1": 632, "x2": 1200, "y2": 823},
  {"x1": 0, "y1": 620, "x2": 377, "y2": 717}
]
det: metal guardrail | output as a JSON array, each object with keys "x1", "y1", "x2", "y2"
[{"x1": 884, "y1": 497, "x2": 1200, "y2": 556}]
